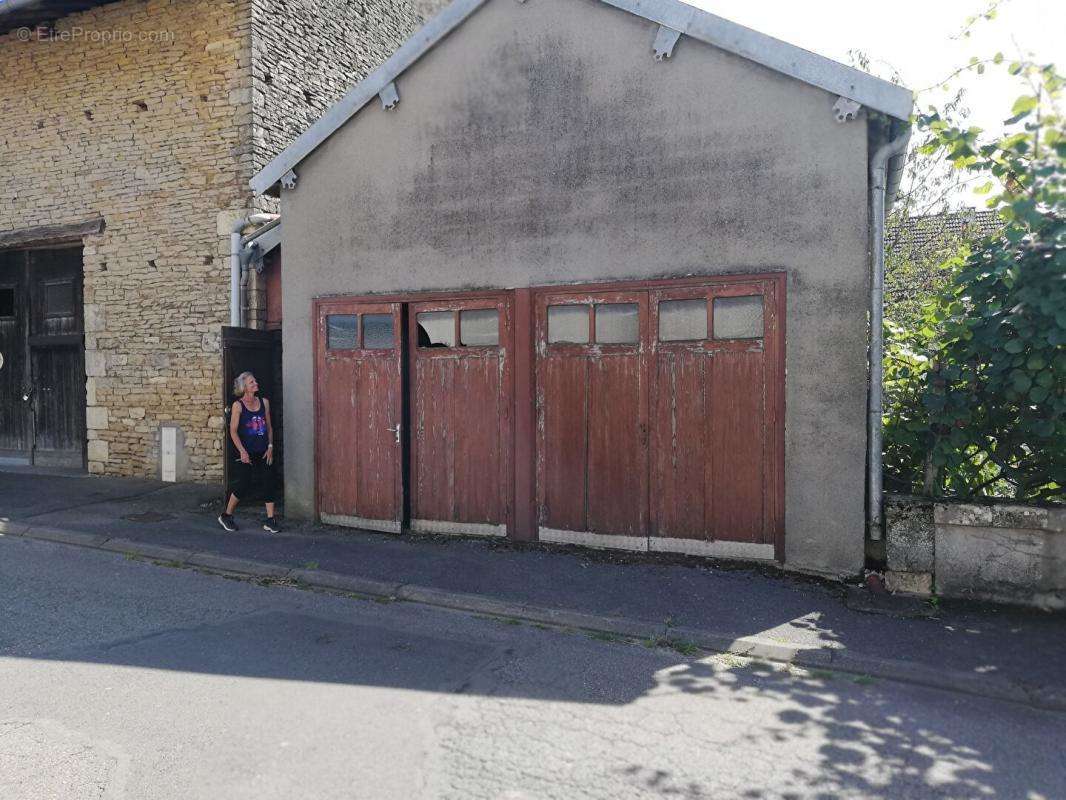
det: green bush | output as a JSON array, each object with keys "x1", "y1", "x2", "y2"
[{"x1": 883, "y1": 60, "x2": 1064, "y2": 502}]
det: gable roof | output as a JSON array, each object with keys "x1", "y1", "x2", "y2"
[{"x1": 250, "y1": 0, "x2": 913, "y2": 194}]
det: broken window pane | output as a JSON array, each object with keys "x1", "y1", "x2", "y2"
[
  {"x1": 460, "y1": 308, "x2": 499, "y2": 346},
  {"x1": 362, "y1": 314, "x2": 394, "y2": 349},
  {"x1": 417, "y1": 311, "x2": 455, "y2": 347},
  {"x1": 658, "y1": 299, "x2": 706, "y2": 341},
  {"x1": 595, "y1": 303, "x2": 639, "y2": 344},
  {"x1": 43, "y1": 280, "x2": 73, "y2": 317},
  {"x1": 326, "y1": 314, "x2": 357, "y2": 350},
  {"x1": 548, "y1": 304, "x2": 589, "y2": 344},
  {"x1": 714, "y1": 295, "x2": 764, "y2": 339},
  {"x1": 0, "y1": 287, "x2": 14, "y2": 318}
]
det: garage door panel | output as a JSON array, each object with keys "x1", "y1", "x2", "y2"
[
  {"x1": 708, "y1": 350, "x2": 766, "y2": 542},
  {"x1": 537, "y1": 355, "x2": 588, "y2": 531},
  {"x1": 354, "y1": 358, "x2": 403, "y2": 521},
  {"x1": 452, "y1": 356, "x2": 506, "y2": 523},
  {"x1": 650, "y1": 351, "x2": 708, "y2": 538},
  {"x1": 587, "y1": 354, "x2": 645, "y2": 535},
  {"x1": 413, "y1": 356, "x2": 454, "y2": 522},
  {"x1": 317, "y1": 360, "x2": 360, "y2": 518}
]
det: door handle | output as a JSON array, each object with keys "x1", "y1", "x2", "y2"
[{"x1": 386, "y1": 423, "x2": 401, "y2": 444}]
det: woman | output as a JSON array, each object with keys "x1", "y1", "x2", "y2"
[{"x1": 218, "y1": 371, "x2": 279, "y2": 533}]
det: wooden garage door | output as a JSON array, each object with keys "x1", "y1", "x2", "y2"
[
  {"x1": 649, "y1": 280, "x2": 783, "y2": 552},
  {"x1": 408, "y1": 296, "x2": 513, "y2": 536},
  {"x1": 535, "y1": 278, "x2": 782, "y2": 553},
  {"x1": 535, "y1": 289, "x2": 650, "y2": 547},
  {"x1": 315, "y1": 301, "x2": 403, "y2": 532}
]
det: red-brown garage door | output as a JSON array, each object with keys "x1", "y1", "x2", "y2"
[
  {"x1": 408, "y1": 296, "x2": 513, "y2": 536},
  {"x1": 535, "y1": 277, "x2": 783, "y2": 557},
  {"x1": 315, "y1": 300, "x2": 403, "y2": 532}
]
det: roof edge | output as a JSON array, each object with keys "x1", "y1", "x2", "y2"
[
  {"x1": 249, "y1": 0, "x2": 487, "y2": 195},
  {"x1": 250, "y1": 0, "x2": 914, "y2": 194}
]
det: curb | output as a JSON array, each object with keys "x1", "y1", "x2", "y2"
[{"x1": 4, "y1": 521, "x2": 1064, "y2": 713}]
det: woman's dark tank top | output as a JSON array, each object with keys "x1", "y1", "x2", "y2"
[{"x1": 237, "y1": 397, "x2": 268, "y2": 454}]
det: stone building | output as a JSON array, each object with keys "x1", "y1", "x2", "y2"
[{"x1": 0, "y1": 0, "x2": 436, "y2": 478}]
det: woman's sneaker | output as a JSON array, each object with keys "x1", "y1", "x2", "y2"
[
  {"x1": 263, "y1": 517, "x2": 280, "y2": 533},
  {"x1": 218, "y1": 513, "x2": 238, "y2": 532}
]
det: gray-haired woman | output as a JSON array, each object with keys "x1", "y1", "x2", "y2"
[{"x1": 218, "y1": 371, "x2": 279, "y2": 533}]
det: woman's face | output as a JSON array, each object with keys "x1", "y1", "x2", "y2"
[{"x1": 246, "y1": 375, "x2": 259, "y2": 395}]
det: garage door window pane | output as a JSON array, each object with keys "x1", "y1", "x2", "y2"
[
  {"x1": 659, "y1": 299, "x2": 706, "y2": 341},
  {"x1": 548, "y1": 304, "x2": 589, "y2": 344},
  {"x1": 0, "y1": 287, "x2": 14, "y2": 318},
  {"x1": 327, "y1": 314, "x2": 358, "y2": 350},
  {"x1": 714, "y1": 296, "x2": 763, "y2": 339},
  {"x1": 362, "y1": 314, "x2": 394, "y2": 349},
  {"x1": 417, "y1": 311, "x2": 455, "y2": 347},
  {"x1": 460, "y1": 309, "x2": 499, "y2": 346},
  {"x1": 595, "y1": 303, "x2": 638, "y2": 344}
]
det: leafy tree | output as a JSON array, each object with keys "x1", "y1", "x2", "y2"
[{"x1": 884, "y1": 57, "x2": 1064, "y2": 501}]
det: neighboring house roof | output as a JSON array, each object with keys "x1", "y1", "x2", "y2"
[
  {"x1": 250, "y1": 0, "x2": 914, "y2": 194},
  {"x1": 0, "y1": 0, "x2": 117, "y2": 33},
  {"x1": 887, "y1": 209, "x2": 1002, "y2": 257}
]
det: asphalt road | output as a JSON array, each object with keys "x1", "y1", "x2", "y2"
[{"x1": 1, "y1": 536, "x2": 1063, "y2": 800}]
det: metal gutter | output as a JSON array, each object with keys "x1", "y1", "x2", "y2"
[
  {"x1": 250, "y1": 0, "x2": 913, "y2": 194},
  {"x1": 868, "y1": 124, "x2": 911, "y2": 537},
  {"x1": 230, "y1": 214, "x2": 279, "y2": 328}
]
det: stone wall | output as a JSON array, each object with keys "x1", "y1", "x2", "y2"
[
  {"x1": 0, "y1": 0, "x2": 256, "y2": 480},
  {"x1": 1, "y1": 0, "x2": 440, "y2": 481},
  {"x1": 249, "y1": 0, "x2": 446, "y2": 177},
  {"x1": 885, "y1": 493, "x2": 1066, "y2": 610}
]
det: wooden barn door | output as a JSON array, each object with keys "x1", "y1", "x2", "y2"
[
  {"x1": 315, "y1": 301, "x2": 403, "y2": 532},
  {"x1": 0, "y1": 250, "x2": 30, "y2": 462},
  {"x1": 649, "y1": 279, "x2": 782, "y2": 555},
  {"x1": 408, "y1": 296, "x2": 513, "y2": 536},
  {"x1": 534, "y1": 290, "x2": 649, "y2": 548},
  {"x1": 0, "y1": 247, "x2": 85, "y2": 468}
]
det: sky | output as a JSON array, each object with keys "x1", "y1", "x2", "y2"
[{"x1": 686, "y1": 0, "x2": 1065, "y2": 208}]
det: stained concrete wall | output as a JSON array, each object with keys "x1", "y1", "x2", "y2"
[{"x1": 277, "y1": 0, "x2": 872, "y2": 576}]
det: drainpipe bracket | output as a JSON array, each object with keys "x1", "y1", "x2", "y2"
[
  {"x1": 653, "y1": 25, "x2": 682, "y2": 61},
  {"x1": 280, "y1": 169, "x2": 297, "y2": 190},
  {"x1": 379, "y1": 82, "x2": 399, "y2": 111},
  {"x1": 833, "y1": 96, "x2": 862, "y2": 123}
]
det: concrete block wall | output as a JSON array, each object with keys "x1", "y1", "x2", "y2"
[
  {"x1": 0, "y1": 0, "x2": 256, "y2": 480},
  {"x1": 885, "y1": 493, "x2": 1066, "y2": 610}
]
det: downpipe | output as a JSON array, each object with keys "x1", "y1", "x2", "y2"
[
  {"x1": 229, "y1": 213, "x2": 278, "y2": 327},
  {"x1": 868, "y1": 126, "x2": 911, "y2": 538}
]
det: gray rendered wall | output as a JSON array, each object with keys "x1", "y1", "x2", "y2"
[{"x1": 278, "y1": 0, "x2": 872, "y2": 577}]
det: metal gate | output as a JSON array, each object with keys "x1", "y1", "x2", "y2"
[{"x1": 0, "y1": 247, "x2": 85, "y2": 468}]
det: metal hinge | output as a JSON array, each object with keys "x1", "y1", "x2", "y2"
[
  {"x1": 379, "y1": 82, "x2": 399, "y2": 111},
  {"x1": 653, "y1": 25, "x2": 682, "y2": 61},
  {"x1": 833, "y1": 96, "x2": 862, "y2": 123}
]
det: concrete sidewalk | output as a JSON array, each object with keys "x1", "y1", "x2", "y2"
[{"x1": 2, "y1": 469, "x2": 1064, "y2": 710}]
